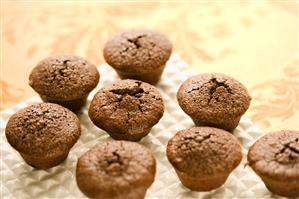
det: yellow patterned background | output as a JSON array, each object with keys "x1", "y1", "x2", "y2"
[{"x1": 1, "y1": 0, "x2": 298, "y2": 132}]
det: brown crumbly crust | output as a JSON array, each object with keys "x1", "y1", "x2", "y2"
[
  {"x1": 76, "y1": 141, "x2": 156, "y2": 199},
  {"x1": 88, "y1": 79, "x2": 164, "y2": 141},
  {"x1": 248, "y1": 130, "x2": 299, "y2": 180},
  {"x1": 29, "y1": 55, "x2": 99, "y2": 101},
  {"x1": 103, "y1": 29, "x2": 172, "y2": 74},
  {"x1": 177, "y1": 73, "x2": 251, "y2": 131},
  {"x1": 248, "y1": 130, "x2": 299, "y2": 197},
  {"x1": 5, "y1": 103, "x2": 81, "y2": 156},
  {"x1": 167, "y1": 126, "x2": 242, "y2": 177}
]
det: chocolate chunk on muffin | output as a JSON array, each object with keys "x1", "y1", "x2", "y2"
[
  {"x1": 103, "y1": 29, "x2": 172, "y2": 85},
  {"x1": 88, "y1": 79, "x2": 164, "y2": 141},
  {"x1": 76, "y1": 140, "x2": 156, "y2": 199},
  {"x1": 248, "y1": 130, "x2": 299, "y2": 197},
  {"x1": 5, "y1": 103, "x2": 81, "y2": 169},
  {"x1": 167, "y1": 126, "x2": 242, "y2": 191},
  {"x1": 29, "y1": 55, "x2": 99, "y2": 111},
  {"x1": 177, "y1": 73, "x2": 251, "y2": 131}
]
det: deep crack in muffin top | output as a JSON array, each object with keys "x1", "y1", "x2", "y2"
[
  {"x1": 88, "y1": 79, "x2": 164, "y2": 140},
  {"x1": 248, "y1": 130, "x2": 299, "y2": 180},
  {"x1": 177, "y1": 73, "x2": 251, "y2": 118},
  {"x1": 177, "y1": 73, "x2": 251, "y2": 130},
  {"x1": 76, "y1": 141, "x2": 156, "y2": 199},
  {"x1": 103, "y1": 29, "x2": 172, "y2": 74}
]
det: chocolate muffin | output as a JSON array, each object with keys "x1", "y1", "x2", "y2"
[
  {"x1": 248, "y1": 130, "x2": 299, "y2": 197},
  {"x1": 167, "y1": 126, "x2": 242, "y2": 191},
  {"x1": 29, "y1": 55, "x2": 99, "y2": 111},
  {"x1": 177, "y1": 73, "x2": 251, "y2": 131},
  {"x1": 88, "y1": 79, "x2": 164, "y2": 141},
  {"x1": 76, "y1": 140, "x2": 156, "y2": 199},
  {"x1": 103, "y1": 29, "x2": 172, "y2": 85},
  {"x1": 5, "y1": 103, "x2": 81, "y2": 169}
]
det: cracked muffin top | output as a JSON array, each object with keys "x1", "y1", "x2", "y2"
[
  {"x1": 177, "y1": 73, "x2": 251, "y2": 118},
  {"x1": 167, "y1": 126, "x2": 242, "y2": 176},
  {"x1": 248, "y1": 130, "x2": 299, "y2": 180},
  {"x1": 5, "y1": 103, "x2": 81, "y2": 155},
  {"x1": 103, "y1": 29, "x2": 172, "y2": 74},
  {"x1": 76, "y1": 140, "x2": 156, "y2": 199},
  {"x1": 29, "y1": 55, "x2": 99, "y2": 101},
  {"x1": 88, "y1": 79, "x2": 164, "y2": 138}
]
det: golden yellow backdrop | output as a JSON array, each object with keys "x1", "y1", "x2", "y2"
[{"x1": 1, "y1": 1, "x2": 298, "y2": 132}]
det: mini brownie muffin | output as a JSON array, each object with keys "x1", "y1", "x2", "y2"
[
  {"x1": 5, "y1": 103, "x2": 81, "y2": 169},
  {"x1": 167, "y1": 126, "x2": 242, "y2": 191},
  {"x1": 177, "y1": 73, "x2": 251, "y2": 131},
  {"x1": 76, "y1": 140, "x2": 156, "y2": 199},
  {"x1": 248, "y1": 130, "x2": 299, "y2": 197},
  {"x1": 103, "y1": 29, "x2": 172, "y2": 85},
  {"x1": 29, "y1": 55, "x2": 99, "y2": 111},
  {"x1": 88, "y1": 79, "x2": 164, "y2": 141}
]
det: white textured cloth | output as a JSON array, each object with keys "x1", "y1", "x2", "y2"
[{"x1": 0, "y1": 55, "x2": 280, "y2": 198}]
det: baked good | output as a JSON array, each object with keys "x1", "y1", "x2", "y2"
[
  {"x1": 5, "y1": 103, "x2": 81, "y2": 169},
  {"x1": 167, "y1": 126, "x2": 242, "y2": 191},
  {"x1": 76, "y1": 140, "x2": 156, "y2": 199},
  {"x1": 29, "y1": 55, "x2": 99, "y2": 111},
  {"x1": 103, "y1": 29, "x2": 172, "y2": 85},
  {"x1": 247, "y1": 130, "x2": 299, "y2": 197},
  {"x1": 177, "y1": 73, "x2": 251, "y2": 131},
  {"x1": 88, "y1": 79, "x2": 164, "y2": 141}
]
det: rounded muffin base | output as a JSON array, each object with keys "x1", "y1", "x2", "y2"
[
  {"x1": 108, "y1": 128, "x2": 151, "y2": 142},
  {"x1": 20, "y1": 151, "x2": 69, "y2": 169},
  {"x1": 260, "y1": 175, "x2": 299, "y2": 197},
  {"x1": 175, "y1": 170, "x2": 229, "y2": 191},
  {"x1": 116, "y1": 65, "x2": 165, "y2": 85},
  {"x1": 83, "y1": 186, "x2": 147, "y2": 199},
  {"x1": 191, "y1": 116, "x2": 242, "y2": 132},
  {"x1": 40, "y1": 95, "x2": 87, "y2": 112}
]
